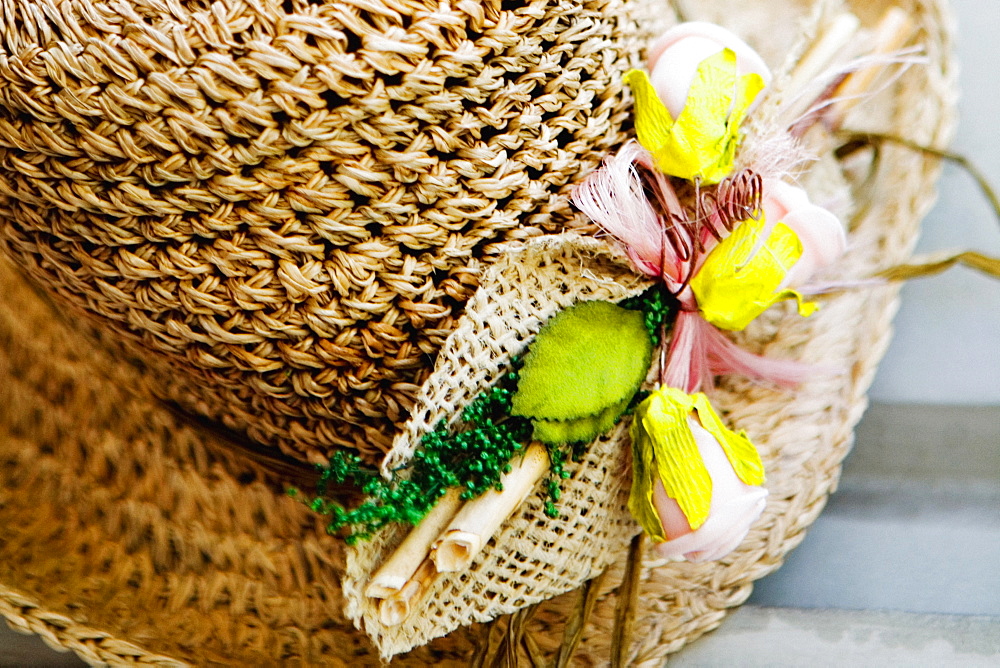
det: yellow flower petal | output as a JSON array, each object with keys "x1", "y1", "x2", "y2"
[
  {"x1": 690, "y1": 215, "x2": 819, "y2": 331},
  {"x1": 626, "y1": 49, "x2": 765, "y2": 185},
  {"x1": 628, "y1": 387, "x2": 766, "y2": 537},
  {"x1": 642, "y1": 388, "x2": 713, "y2": 531},
  {"x1": 630, "y1": 388, "x2": 711, "y2": 535},
  {"x1": 628, "y1": 406, "x2": 670, "y2": 542},
  {"x1": 691, "y1": 393, "x2": 764, "y2": 486}
]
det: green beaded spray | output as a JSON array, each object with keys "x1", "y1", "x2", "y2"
[{"x1": 296, "y1": 286, "x2": 674, "y2": 542}]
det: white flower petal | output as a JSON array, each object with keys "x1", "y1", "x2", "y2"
[
  {"x1": 762, "y1": 179, "x2": 847, "y2": 288},
  {"x1": 650, "y1": 418, "x2": 768, "y2": 562},
  {"x1": 647, "y1": 22, "x2": 773, "y2": 118}
]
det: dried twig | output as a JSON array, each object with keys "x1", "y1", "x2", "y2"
[
  {"x1": 836, "y1": 131, "x2": 1000, "y2": 227},
  {"x1": 366, "y1": 489, "x2": 462, "y2": 599},
  {"x1": 470, "y1": 619, "x2": 501, "y2": 668},
  {"x1": 876, "y1": 251, "x2": 1000, "y2": 282},
  {"x1": 610, "y1": 533, "x2": 645, "y2": 668},
  {"x1": 470, "y1": 604, "x2": 542, "y2": 668},
  {"x1": 555, "y1": 571, "x2": 607, "y2": 668},
  {"x1": 434, "y1": 443, "x2": 550, "y2": 573}
]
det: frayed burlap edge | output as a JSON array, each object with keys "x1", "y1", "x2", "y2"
[{"x1": 344, "y1": 235, "x2": 654, "y2": 658}]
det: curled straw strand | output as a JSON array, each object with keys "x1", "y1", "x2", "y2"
[
  {"x1": 839, "y1": 132, "x2": 1000, "y2": 282},
  {"x1": 837, "y1": 131, "x2": 1000, "y2": 229},
  {"x1": 876, "y1": 251, "x2": 1000, "y2": 282}
]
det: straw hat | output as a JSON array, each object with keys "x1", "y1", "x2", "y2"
[{"x1": 0, "y1": 0, "x2": 955, "y2": 664}]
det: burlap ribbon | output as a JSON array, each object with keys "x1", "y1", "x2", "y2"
[{"x1": 344, "y1": 234, "x2": 654, "y2": 658}]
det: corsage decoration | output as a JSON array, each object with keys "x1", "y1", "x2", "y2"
[
  {"x1": 316, "y1": 20, "x2": 858, "y2": 581},
  {"x1": 570, "y1": 21, "x2": 856, "y2": 557},
  {"x1": 689, "y1": 208, "x2": 819, "y2": 331},
  {"x1": 319, "y1": 12, "x2": 947, "y2": 648}
]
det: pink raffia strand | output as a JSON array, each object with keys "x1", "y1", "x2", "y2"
[
  {"x1": 643, "y1": 157, "x2": 699, "y2": 289},
  {"x1": 664, "y1": 311, "x2": 815, "y2": 394},
  {"x1": 663, "y1": 310, "x2": 707, "y2": 393}
]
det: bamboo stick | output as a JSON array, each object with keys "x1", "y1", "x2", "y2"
[
  {"x1": 826, "y1": 8, "x2": 916, "y2": 129},
  {"x1": 365, "y1": 488, "x2": 462, "y2": 599},
  {"x1": 378, "y1": 557, "x2": 437, "y2": 626},
  {"x1": 433, "y1": 443, "x2": 550, "y2": 573},
  {"x1": 779, "y1": 12, "x2": 861, "y2": 127}
]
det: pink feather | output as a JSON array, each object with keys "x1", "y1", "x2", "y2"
[
  {"x1": 663, "y1": 311, "x2": 712, "y2": 393},
  {"x1": 702, "y1": 319, "x2": 818, "y2": 388},
  {"x1": 573, "y1": 142, "x2": 668, "y2": 277},
  {"x1": 664, "y1": 311, "x2": 818, "y2": 393}
]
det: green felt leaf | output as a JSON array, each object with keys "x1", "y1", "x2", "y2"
[
  {"x1": 531, "y1": 396, "x2": 632, "y2": 445},
  {"x1": 511, "y1": 300, "x2": 653, "y2": 424}
]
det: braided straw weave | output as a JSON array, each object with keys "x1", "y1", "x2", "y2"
[
  {"x1": 0, "y1": 0, "x2": 955, "y2": 665},
  {"x1": 0, "y1": 0, "x2": 667, "y2": 464}
]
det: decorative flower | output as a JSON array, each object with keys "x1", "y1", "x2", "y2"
[
  {"x1": 575, "y1": 154, "x2": 828, "y2": 393},
  {"x1": 689, "y1": 213, "x2": 815, "y2": 331},
  {"x1": 646, "y1": 22, "x2": 773, "y2": 119},
  {"x1": 690, "y1": 179, "x2": 846, "y2": 331},
  {"x1": 764, "y1": 179, "x2": 848, "y2": 289},
  {"x1": 628, "y1": 386, "x2": 767, "y2": 562},
  {"x1": 625, "y1": 23, "x2": 770, "y2": 184}
]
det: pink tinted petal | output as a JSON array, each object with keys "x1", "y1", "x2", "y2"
[
  {"x1": 647, "y1": 22, "x2": 773, "y2": 117},
  {"x1": 761, "y1": 178, "x2": 847, "y2": 288},
  {"x1": 780, "y1": 206, "x2": 847, "y2": 287},
  {"x1": 651, "y1": 418, "x2": 768, "y2": 562},
  {"x1": 647, "y1": 22, "x2": 772, "y2": 83},
  {"x1": 667, "y1": 488, "x2": 768, "y2": 562},
  {"x1": 762, "y1": 178, "x2": 810, "y2": 218},
  {"x1": 649, "y1": 36, "x2": 723, "y2": 118},
  {"x1": 652, "y1": 479, "x2": 693, "y2": 540}
]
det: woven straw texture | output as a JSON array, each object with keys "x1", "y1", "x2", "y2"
[
  {"x1": 0, "y1": 0, "x2": 956, "y2": 665},
  {"x1": 0, "y1": 0, "x2": 667, "y2": 464}
]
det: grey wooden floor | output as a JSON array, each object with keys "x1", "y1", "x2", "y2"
[{"x1": 675, "y1": 403, "x2": 1000, "y2": 666}]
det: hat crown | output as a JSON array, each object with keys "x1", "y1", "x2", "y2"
[{"x1": 0, "y1": 0, "x2": 668, "y2": 463}]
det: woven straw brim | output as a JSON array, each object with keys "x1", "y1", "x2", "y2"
[{"x1": 0, "y1": 0, "x2": 955, "y2": 666}]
